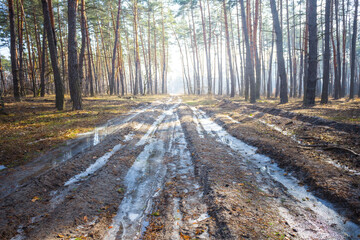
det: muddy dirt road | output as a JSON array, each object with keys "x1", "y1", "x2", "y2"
[{"x1": 0, "y1": 97, "x2": 359, "y2": 240}]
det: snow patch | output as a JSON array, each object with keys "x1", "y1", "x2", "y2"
[{"x1": 65, "y1": 144, "x2": 123, "y2": 186}]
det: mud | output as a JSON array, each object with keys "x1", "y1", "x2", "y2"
[
  {"x1": 201, "y1": 100, "x2": 360, "y2": 225},
  {"x1": 1, "y1": 97, "x2": 359, "y2": 240}
]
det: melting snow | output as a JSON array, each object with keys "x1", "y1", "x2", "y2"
[{"x1": 191, "y1": 107, "x2": 360, "y2": 239}]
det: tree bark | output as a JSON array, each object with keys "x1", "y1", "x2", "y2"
[
  {"x1": 286, "y1": 0, "x2": 294, "y2": 98},
  {"x1": 223, "y1": 0, "x2": 236, "y2": 98},
  {"x1": 304, "y1": 0, "x2": 318, "y2": 106},
  {"x1": 57, "y1": 6, "x2": 66, "y2": 92},
  {"x1": 239, "y1": 0, "x2": 255, "y2": 102},
  {"x1": 161, "y1": 3, "x2": 166, "y2": 94},
  {"x1": 41, "y1": 0, "x2": 64, "y2": 110},
  {"x1": 268, "y1": 32, "x2": 275, "y2": 99},
  {"x1": 40, "y1": 27, "x2": 46, "y2": 97},
  {"x1": 8, "y1": 0, "x2": 20, "y2": 101},
  {"x1": 134, "y1": 0, "x2": 143, "y2": 95},
  {"x1": 148, "y1": 3, "x2": 152, "y2": 94},
  {"x1": 0, "y1": 56, "x2": 5, "y2": 112},
  {"x1": 79, "y1": 0, "x2": 86, "y2": 93},
  {"x1": 110, "y1": 0, "x2": 122, "y2": 95},
  {"x1": 334, "y1": 0, "x2": 342, "y2": 99},
  {"x1": 85, "y1": 22, "x2": 94, "y2": 96},
  {"x1": 68, "y1": 0, "x2": 82, "y2": 110},
  {"x1": 350, "y1": 0, "x2": 358, "y2": 98},
  {"x1": 21, "y1": 2, "x2": 36, "y2": 97},
  {"x1": 153, "y1": 11, "x2": 158, "y2": 94},
  {"x1": 199, "y1": 0, "x2": 212, "y2": 94},
  {"x1": 321, "y1": 0, "x2": 331, "y2": 103},
  {"x1": 270, "y1": 0, "x2": 288, "y2": 104},
  {"x1": 18, "y1": 0, "x2": 25, "y2": 96}
]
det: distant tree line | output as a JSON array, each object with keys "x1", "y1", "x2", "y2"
[
  {"x1": 173, "y1": 0, "x2": 360, "y2": 106},
  {"x1": 0, "y1": 0, "x2": 360, "y2": 111},
  {"x1": 1, "y1": 0, "x2": 169, "y2": 110}
]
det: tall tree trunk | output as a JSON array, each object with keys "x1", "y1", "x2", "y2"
[
  {"x1": 57, "y1": 6, "x2": 66, "y2": 92},
  {"x1": 190, "y1": 9, "x2": 200, "y2": 95},
  {"x1": 40, "y1": 27, "x2": 46, "y2": 97},
  {"x1": 292, "y1": 0, "x2": 297, "y2": 98},
  {"x1": 41, "y1": 0, "x2": 64, "y2": 110},
  {"x1": 321, "y1": 0, "x2": 331, "y2": 103},
  {"x1": 217, "y1": 34, "x2": 223, "y2": 95},
  {"x1": 334, "y1": 0, "x2": 342, "y2": 99},
  {"x1": 147, "y1": 3, "x2": 152, "y2": 94},
  {"x1": 270, "y1": 0, "x2": 288, "y2": 104},
  {"x1": 350, "y1": 0, "x2": 359, "y2": 98},
  {"x1": 184, "y1": 43, "x2": 193, "y2": 94},
  {"x1": 18, "y1": 0, "x2": 25, "y2": 96},
  {"x1": 110, "y1": 0, "x2": 122, "y2": 95},
  {"x1": 286, "y1": 0, "x2": 294, "y2": 98},
  {"x1": 239, "y1": 0, "x2": 255, "y2": 102},
  {"x1": 21, "y1": 3, "x2": 36, "y2": 97},
  {"x1": 299, "y1": 23, "x2": 304, "y2": 98},
  {"x1": 85, "y1": 23, "x2": 94, "y2": 96},
  {"x1": 134, "y1": 0, "x2": 143, "y2": 95},
  {"x1": 68, "y1": 0, "x2": 82, "y2": 110},
  {"x1": 236, "y1": 3, "x2": 244, "y2": 96},
  {"x1": 161, "y1": 3, "x2": 166, "y2": 94},
  {"x1": 139, "y1": 26, "x2": 148, "y2": 94},
  {"x1": 153, "y1": 11, "x2": 158, "y2": 94},
  {"x1": 0, "y1": 56, "x2": 5, "y2": 112},
  {"x1": 341, "y1": 0, "x2": 347, "y2": 97},
  {"x1": 268, "y1": 32, "x2": 275, "y2": 99},
  {"x1": 8, "y1": 0, "x2": 20, "y2": 101},
  {"x1": 199, "y1": 0, "x2": 212, "y2": 94},
  {"x1": 223, "y1": 0, "x2": 236, "y2": 98},
  {"x1": 79, "y1": 0, "x2": 86, "y2": 92},
  {"x1": 207, "y1": 0, "x2": 213, "y2": 93},
  {"x1": 253, "y1": 0, "x2": 261, "y2": 99},
  {"x1": 304, "y1": 0, "x2": 318, "y2": 106},
  {"x1": 98, "y1": 21, "x2": 111, "y2": 93},
  {"x1": 34, "y1": 14, "x2": 42, "y2": 92}
]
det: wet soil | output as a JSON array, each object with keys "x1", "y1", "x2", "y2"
[
  {"x1": 201, "y1": 99, "x2": 360, "y2": 224},
  {"x1": 1, "y1": 97, "x2": 359, "y2": 240}
]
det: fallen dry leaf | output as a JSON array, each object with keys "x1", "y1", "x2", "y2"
[
  {"x1": 180, "y1": 232, "x2": 191, "y2": 240},
  {"x1": 31, "y1": 196, "x2": 40, "y2": 202}
]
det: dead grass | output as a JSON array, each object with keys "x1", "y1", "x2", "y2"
[
  {"x1": 0, "y1": 95, "x2": 163, "y2": 167},
  {"x1": 250, "y1": 97, "x2": 360, "y2": 124},
  {"x1": 181, "y1": 95, "x2": 219, "y2": 107},
  {"x1": 184, "y1": 95, "x2": 360, "y2": 125}
]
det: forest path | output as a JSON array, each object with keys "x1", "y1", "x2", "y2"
[{"x1": 1, "y1": 97, "x2": 359, "y2": 240}]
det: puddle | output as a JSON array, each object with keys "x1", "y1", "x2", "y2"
[
  {"x1": 191, "y1": 107, "x2": 360, "y2": 239},
  {"x1": 105, "y1": 140, "x2": 166, "y2": 240},
  {"x1": 172, "y1": 197, "x2": 183, "y2": 239},
  {"x1": 190, "y1": 107, "x2": 204, "y2": 138},
  {"x1": 167, "y1": 112, "x2": 209, "y2": 239},
  {"x1": 104, "y1": 104, "x2": 180, "y2": 239},
  {"x1": 136, "y1": 103, "x2": 180, "y2": 146}
]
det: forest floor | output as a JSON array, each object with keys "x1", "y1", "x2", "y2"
[
  {"x1": 0, "y1": 95, "x2": 164, "y2": 167},
  {"x1": 0, "y1": 96, "x2": 359, "y2": 240}
]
